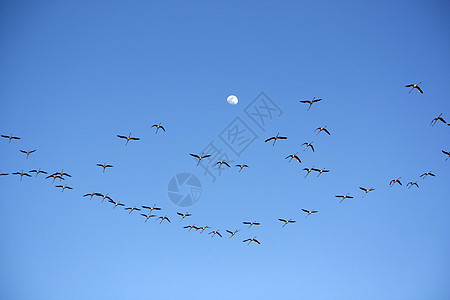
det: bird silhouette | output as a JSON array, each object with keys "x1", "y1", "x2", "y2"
[
  {"x1": 243, "y1": 221, "x2": 260, "y2": 228},
  {"x1": 265, "y1": 133, "x2": 287, "y2": 146},
  {"x1": 407, "y1": 182, "x2": 419, "y2": 189},
  {"x1": 285, "y1": 152, "x2": 301, "y2": 163},
  {"x1": 117, "y1": 133, "x2": 140, "y2": 145},
  {"x1": 405, "y1": 82, "x2": 423, "y2": 93},
  {"x1": 389, "y1": 177, "x2": 402, "y2": 186},
  {"x1": 243, "y1": 237, "x2": 260, "y2": 245},
  {"x1": 313, "y1": 168, "x2": 329, "y2": 177},
  {"x1": 55, "y1": 185, "x2": 73, "y2": 193},
  {"x1": 302, "y1": 209, "x2": 318, "y2": 218},
  {"x1": 29, "y1": 169, "x2": 47, "y2": 177},
  {"x1": 226, "y1": 230, "x2": 239, "y2": 238},
  {"x1": 442, "y1": 150, "x2": 450, "y2": 161},
  {"x1": 302, "y1": 142, "x2": 315, "y2": 152},
  {"x1": 97, "y1": 163, "x2": 113, "y2": 173},
  {"x1": 278, "y1": 218, "x2": 296, "y2": 227},
  {"x1": 359, "y1": 187, "x2": 375, "y2": 197},
  {"x1": 177, "y1": 212, "x2": 192, "y2": 222},
  {"x1": 12, "y1": 170, "x2": 31, "y2": 181},
  {"x1": 315, "y1": 126, "x2": 331, "y2": 135},
  {"x1": 151, "y1": 123, "x2": 166, "y2": 134},
  {"x1": 20, "y1": 149, "x2": 36, "y2": 159},
  {"x1": 300, "y1": 97, "x2": 322, "y2": 111},
  {"x1": 190, "y1": 153, "x2": 211, "y2": 166},
  {"x1": 1, "y1": 134, "x2": 20, "y2": 143},
  {"x1": 214, "y1": 160, "x2": 231, "y2": 169},
  {"x1": 303, "y1": 166, "x2": 315, "y2": 178},
  {"x1": 46, "y1": 174, "x2": 65, "y2": 183},
  {"x1": 430, "y1": 113, "x2": 446, "y2": 126},
  {"x1": 124, "y1": 207, "x2": 141, "y2": 214},
  {"x1": 209, "y1": 229, "x2": 222, "y2": 238},
  {"x1": 184, "y1": 225, "x2": 199, "y2": 231},
  {"x1": 158, "y1": 216, "x2": 171, "y2": 224},
  {"x1": 108, "y1": 199, "x2": 125, "y2": 209},
  {"x1": 335, "y1": 193, "x2": 354, "y2": 203},
  {"x1": 420, "y1": 172, "x2": 435, "y2": 179},
  {"x1": 142, "y1": 204, "x2": 162, "y2": 213},
  {"x1": 235, "y1": 164, "x2": 249, "y2": 172},
  {"x1": 141, "y1": 214, "x2": 157, "y2": 222}
]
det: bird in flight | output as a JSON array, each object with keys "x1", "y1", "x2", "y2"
[
  {"x1": 235, "y1": 164, "x2": 249, "y2": 172},
  {"x1": 420, "y1": 171, "x2": 435, "y2": 179},
  {"x1": 442, "y1": 150, "x2": 450, "y2": 161},
  {"x1": 83, "y1": 192, "x2": 98, "y2": 200},
  {"x1": 430, "y1": 113, "x2": 447, "y2": 126},
  {"x1": 12, "y1": 170, "x2": 31, "y2": 181},
  {"x1": 108, "y1": 199, "x2": 125, "y2": 209},
  {"x1": 52, "y1": 169, "x2": 71, "y2": 178},
  {"x1": 117, "y1": 133, "x2": 140, "y2": 146},
  {"x1": 190, "y1": 153, "x2": 211, "y2": 166},
  {"x1": 96, "y1": 193, "x2": 112, "y2": 203},
  {"x1": 199, "y1": 226, "x2": 209, "y2": 233},
  {"x1": 407, "y1": 181, "x2": 419, "y2": 189},
  {"x1": 97, "y1": 163, "x2": 113, "y2": 173},
  {"x1": 29, "y1": 169, "x2": 47, "y2": 177},
  {"x1": 1, "y1": 134, "x2": 20, "y2": 143},
  {"x1": 315, "y1": 126, "x2": 331, "y2": 135},
  {"x1": 278, "y1": 218, "x2": 296, "y2": 227},
  {"x1": 214, "y1": 160, "x2": 231, "y2": 169},
  {"x1": 226, "y1": 230, "x2": 239, "y2": 238},
  {"x1": 302, "y1": 142, "x2": 315, "y2": 152},
  {"x1": 142, "y1": 204, "x2": 161, "y2": 213},
  {"x1": 124, "y1": 206, "x2": 141, "y2": 214},
  {"x1": 405, "y1": 82, "x2": 423, "y2": 94},
  {"x1": 313, "y1": 168, "x2": 329, "y2": 177},
  {"x1": 209, "y1": 229, "x2": 222, "y2": 238},
  {"x1": 141, "y1": 214, "x2": 157, "y2": 222},
  {"x1": 285, "y1": 152, "x2": 301, "y2": 163},
  {"x1": 303, "y1": 166, "x2": 315, "y2": 178},
  {"x1": 158, "y1": 216, "x2": 171, "y2": 224},
  {"x1": 389, "y1": 177, "x2": 402, "y2": 186},
  {"x1": 177, "y1": 212, "x2": 192, "y2": 222},
  {"x1": 55, "y1": 185, "x2": 73, "y2": 193},
  {"x1": 46, "y1": 174, "x2": 65, "y2": 183},
  {"x1": 20, "y1": 149, "x2": 36, "y2": 159},
  {"x1": 243, "y1": 237, "x2": 260, "y2": 245},
  {"x1": 184, "y1": 225, "x2": 199, "y2": 231},
  {"x1": 265, "y1": 133, "x2": 287, "y2": 146},
  {"x1": 335, "y1": 193, "x2": 354, "y2": 203},
  {"x1": 151, "y1": 123, "x2": 166, "y2": 134},
  {"x1": 359, "y1": 187, "x2": 375, "y2": 197},
  {"x1": 300, "y1": 97, "x2": 322, "y2": 111},
  {"x1": 243, "y1": 221, "x2": 260, "y2": 228},
  {"x1": 302, "y1": 209, "x2": 318, "y2": 218}
]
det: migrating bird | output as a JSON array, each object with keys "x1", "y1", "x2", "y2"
[
  {"x1": 278, "y1": 218, "x2": 296, "y2": 227},
  {"x1": 141, "y1": 214, "x2": 157, "y2": 222},
  {"x1": 142, "y1": 204, "x2": 162, "y2": 213},
  {"x1": 389, "y1": 177, "x2": 402, "y2": 186},
  {"x1": 29, "y1": 169, "x2": 47, "y2": 177},
  {"x1": 190, "y1": 153, "x2": 211, "y2": 166},
  {"x1": 151, "y1": 123, "x2": 166, "y2": 134},
  {"x1": 1, "y1": 134, "x2": 21, "y2": 143},
  {"x1": 117, "y1": 133, "x2": 140, "y2": 146},
  {"x1": 12, "y1": 170, "x2": 31, "y2": 181},
  {"x1": 83, "y1": 192, "x2": 97, "y2": 200},
  {"x1": 335, "y1": 193, "x2": 354, "y2": 203},
  {"x1": 302, "y1": 209, "x2": 318, "y2": 218},
  {"x1": 235, "y1": 164, "x2": 249, "y2": 172},
  {"x1": 184, "y1": 225, "x2": 199, "y2": 231},
  {"x1": 199, "y1": 226, "x2": 209, "y2": 233},
  {"x1": 315, "y1": 126, "x2": 331, "y2": 135},
  {"x1": 46, "y1": 174, "x2": 65, "y2": 183},
  {"x1": 405, "y1": 82, "x2": 423, "y2": 94},
  {"x1": 177, "y1": 212, "x2": 192, "y2": 222},
  {"x1": 442, "y1": 150, "x2": 450, "y2": 161},
  {"x1": 285, "y1": 152, "x2": 301, "y2": 163},
  {"x1": 243, "y1": 237, "x2": 260, "y2": 245},
  {"x1": 302, "y1": 142, "x2": 314, "y2": 152},
  {"x1": 108, "y1": 199, "x2": 125, "y2": 209},
  {"x1": 303, "y1": 166, "x2": 315, "y2": 178},
  {"x1": 55, "y1": 185, "x2": 73, "y2": 193},
  {"x1": 214, "y1": 160, "x2": 231, "y2": 169},
  {"x1": 97, "y1": 163, "x2": 113, "y2": 173},
  {"x1": 209, "y1": 229, "x2": 222, "y2": 238},
  {"x1": 420, "y1": 171, "x2": 435, "y2": 179},
  {"x1": 265, "y1": 133, "x2": 287, "y2": 146},
  {"x1": 226, "y1": 230, "x2": 239, "y2": 238},
  {"x1": 359, "y1": 187, "x2": 375, "y2": 197},
  {"x1": 96, "y1": 193, "x2": 112, "y2": 203},
  {"x1": 53, "y1": 169, "x2": 71, "y2": 178},
  {"x1": 300, "y1": 97, "x2": 322, "y2": 111},
  {"x1": 124, "y1": 206, "x2": 141, "y2": 214},
  {"x1": 313, "y1": 168, "x2": 329, "y2": 177},
  {"x1": 158, "y1": 216, "x2": 171, "y2": 224},
  {"x1": 243, "y1": 221, "x2": 260, "y2": 228},
  {"x1": 430, "y1": 113, "x2": 447, "y2": 126},
  {"x1": 20, "y1": 149, "x2": 36, "y2": 159},
  {"x1": 407, "y1": 181, "x2": 419, "y2": 189}
]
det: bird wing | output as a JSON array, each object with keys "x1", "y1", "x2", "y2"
[
  {"x1": 417, "y1": 86, "x2": 423, "y2": 93},
  {"x1": 160, "y1": 126, "x2": 166, "y2": 131},
  {"x1": 254, "y1": 222, "x2": 260, "y2": 225},
  {"x1": 203, "y1": 155, "x2": 211, "y2": 158},
  {"x1": 278, "y1": 136, "x2": 287, "y2": 140},
  {"x1": 117, "y1": 135, "x2": 127, "y2": 139},
  {"x1": 313, "y1": 98, "x2": 323, "y2": 103},
  {"x1": 190, "y1": 153, "x2": 200, "y2": 159},
  {"x1": 294, "y1": 156, "x2": 301, "y2": 163},
  {"x1": 359, "y1": 187, "x2": 366, "y2": 191},
  {"x1": 217, "y1": 232, "x2": 222, "y2": 237},
  {"x1": 243, "y1": 239, "x2": 250, "y2": 242},
  {"x1": 254, "y1": 239, "x2": 261, "y2": 244},
  {"x1": 299, "y1": 100, "x2": 309, "y2": 104},
  {"x1": 243, "y1": 222, "x2": 250, "y2": 224},
  {"x1": 310, "y1": 144, "x2": 315, "y2": 152},
  {"x1": 130, "y1": 137, "x2": 140, "y2": 141},
  {"x1": 20, "y1": 150, "x2": 27, "y2": 154},
  {"x1": 96, "y1": 164, "x2": 103, "y2": 167},
  {"x1": 278, "y1": 218, "x2": 286, "y2": 222},
  {"x1": 324, "y1": 128, "x2": 331, "y2": 135},
  {"x1": 177, "y1": 212, "x2": 183, "y2": 216},
  {"x1": 442, "y1": 150, "x2": 450, "y2": 155},
  {"x1": 223, "y1": 162, "x2": 230, "y2": 167},
  {"x1": 405, "y1": 84, "x2": 413, "y2": 87},
  {"x1": 265, "y1": 137, "x2": 274, "y2": 142},
  {"x1": 302, "y1": 209, "x2": 309, "y2": 213}
]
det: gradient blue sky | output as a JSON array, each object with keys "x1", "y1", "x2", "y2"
[{"x1": 1, "y1": 1, "x2": 449, "y2": 299}]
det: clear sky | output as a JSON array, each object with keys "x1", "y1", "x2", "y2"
[{"x1": 1, "y1": 1, "x2": 449, "y2": 299}]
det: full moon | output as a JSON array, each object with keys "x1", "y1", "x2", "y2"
[{"x1": 227, "y1": 95, "x2": 238, "y2": 105}]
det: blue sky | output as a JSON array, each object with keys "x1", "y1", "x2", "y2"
[{"x1": 1, "y1": 1, "x2": 449, "y2": 299}]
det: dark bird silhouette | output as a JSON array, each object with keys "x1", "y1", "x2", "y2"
[
  {"x1": 29, "y1": 169, "x2": 47, "y2": 177},
  {"x1": 46, "y1": 174, "x2": 65, "y2": 183},
  {"x1": 1, "y1": 134, "x2": 20, "y2": 143},
  {"x1": 226, "y1": 230, "x2": 239, "y2": 238},
  {"x1": 152, "y1": 123, "x2": 166, "y2": 134},
  {"x1": 199, "y1": 226, "x2": 209, "y2": 233},
  {"x1": 407, "y1": 182, "x2": 419, "y2": 189},
  {"x1": 55, "y1": 185, "x2": 73, "y2": 193},
  {"x1": 300, "y1": 97, "x2": 322, "y2": 111},
  {"x1": 142, "y1": 204, "x2": 162, "y2": 213},
  {"x1": 265, "y1": 133, "x2": 287, "y2": 146},
  {"x1": 97, "y1": 163, "x2": 113, "y2": 173},
  {"x1": 303, "y1": 166, "x2": 315, "y2": 178},
  {"x1": 184, "y1": 225, "x2": 199, "y2": 231},
  {"x1": 95, "y1": 193, "x2": 112, "y2": 203},
  {"x1": 285, "y1": 152, "x2": 301, "y2": 163},
  {"x1": 190, "y1": 153, "x2": 211, "y2": 166},
  {"x1": 177, "y1": 212, "x2": 192, "y2": 222},
  {"x1": 214, "y1": 160, "x2": 231, "y2": 168},
  {"x1": 335, "y1": 193, "x2": 354, "y2": 203},
  {"x1": 389, "y1": 177, "x2": 402, "y2": 186},
  {"x1": 442, "y1": 150, "x2": 450, "y2": 161},
  {"x1": 313, "y1": 168, "x2": 329, "y2": 177},
  {"x1": 302, "y1": 209, "x2": 318, "y2": 218},
  {"x1": 405, "y1": 82, "x2": 423, "y2": 94},
  {"x1": 359, "y1": 187, "x2": 375, "y2": 197},
  {"x1": 302, "y1": 142, "x2": 314, "y2": 152},
  {"x1": 125, "y1": 206, "x2": 141, "y2": 214},
  {"x1": 158, "y1": 216, "x2": 171, "y2": 224},
  {"x1": 0, "y1": 173, "x2": 8, "y2": 176},
  {"x1": 420, "y1": 171, "x2": 435, "y2": 179},
  {"x1": 243, "y1": 237, "x2": 260, "y2": 245},
  {"x1": 83, "y1": 192, "x2": 97, "y2": 200},
  {"x1": 430, "y1": 113, "x2": 447, "y2": 126},
  {"x1": 209, "y1": 229, "x2": 222, "y2": 238},
  {"x1": 141, "y1": 214, "x2": 156, "y2": 222},
  {"x1": 20, "y1": 149, "x2": 36, "y2": 159},
  {"x1": 278, "y1": 218, "x2": 296, "y2": 227},
  {"x1": 235, "y1": 164, "x2": 249, "y2": 172},
  {"x1": 108, "y1": 199, "x2": 125, "y2": 209},
  {"x1": 243, "y1": 221, "x2": 260, "y2": 228},
  {"x1": 315, "y1": 126, "x2": 331, "y2": 135},
  {"x1": 52, "y1": 169, "x2": 71, "y2": 178},
  {"x1": 117, "y1": 133, "x2": 140, "y2": 145},
  {"x1": 12, "y1": 170, "x2": 31, "y2": 181}
]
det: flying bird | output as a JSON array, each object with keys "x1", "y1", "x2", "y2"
[
  {"x1": 265, "y1": 133, "x2": 287, "y2": 146},
  {"x1": 190, "y1": 153, "x2": 211, "y2": 166},
  {"x1": 29, "y1": 169, "x2": 47, "y2": 177},
  {"x1": 184, "y1": 225, "x2": 199, "y2": 231},
  {"x1": 285, "y1": 152, "x2": 301, "y2": 163},
  {"x1": 278, "y1": 218, "x2": 296, "y2": 227},
  {"x1": 335, "y1": 193, "x2": 354, "y2": 203},
  {"x1": 142, "y1": 204, "x2": 162, "y2": 213},
  {"x1": 243, "y1": 237, "x2": 260, "y2": 245},
  {"x1": 124, "y1": 207, "x2": 141, "y2": 214},
  {"x1": 117, "y1": 133, "x2": 140, "y2": 145},
  {"x1": 302, "y1": 142, "x2": 314, "y2": 152},
  {"x1": 302, "y1": 209, "x2": 318, "y2": 218},
  {"x1": 315, "y1": 126, "x2": 331, "y2": 135},
  {"x1": 359, "y1": 187, "x2": 375, "y2": 197},
  {"x1": 405, "y1": 82, "x2": 423, "y2": 94},
  {"x1": 95, "y1": 193, "x2": 112, "y2": 203},
  {"x1": 442, "y1": 150, "x2": 450, "y2": 161},
  {"x1": 420, "y1": 172, "x2": 435, "y2": 179},
  {"x1": 430, "y1": 113, "x2": 447, "y2": 126},
  {"x1": 226, "y1": 230, "x2": 239, "y2": 238},
  {"x1": 303, "y1": 166, "x2": 315, "y2": 178},
  {"x1": 108, "y1": 199, "x2": 125, "y2": 209},
  {"x1": 177, "y1": 212, "x2": 192, "y2": 222},
  {"x1": 158, "y1": 216, "x2": 171, "y2": 224},
  {"x1": 141, "y1": 214, "x2": 157, "y2": 222},
  {"x1": 300, "y1": 97, "x2": 322, "y2": 111},
  {"x1": 243, "y1": 221, "x2": 260, "y2": 228},
  {"x1": 313, "y1": 168, "x2": 329, "y2": 177},
  {"x1": 12, "y1": 170, "x2": 31, "y2": 181},
  {"x1": 214, "y1": 160, "x2": 231, "y2": 168},
  {"x1": 235, "y1": 164, "x2": 249, "y2": 172},
  {"x1": 55, "y1": 185, "x2": 73, "y2": 193},
  {"x1": 209, "y1": 229, "x2": 222, "y2": 238},
  {"x1": 20, "y1": 149, "x2": 36, "y2": 159},
  {"x1": 199, "y1": 226, "x2": 209, "y2": 233},
  {"x1": 1, "y1": 134, "x2": 20, "y2": 143},
  {"x1": 389, "y1": 177, "x2": 402, "y2": 186},
  {"x1": 46, "y1": 174, "x2": 65, "y2": 183},
  {"x1": 52, "y1": 169, "x2": 71, "y2": 178},
  {"x1": 97, "y1": 163, "x2": 113, "y2": 173},
  {"x1": 151, "y1": 123, "x2": 166, "y2": 134},
  {"x1": 83, "y1": 192, "x2": 98, "y2": 200},
  {"x1": 407, "y1": 181, "x2": 419, "y2": 189}
]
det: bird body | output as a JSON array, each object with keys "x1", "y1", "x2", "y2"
[
  {"x1": 300, "y1": 97, "x2": 322, "y2": 111},
  {"x1": 20, "y1": 149, "x2": 36, "y2": 159},
  {"x1": 265, "y1": 133, "x2": 287, "y2": 146},
  {"x1": 285, "y1": 152, "x2": 301, "y2": 163},
  {"x1": 1, "y1": 134, "x2": 20, "y2": 143},
  {"x1": 302, "y1": 209, "x2": 318, "y2": 218},
  {"x1": 235, "y1": 164, "x2": 249, "y2": 172},
  {"x1": 243, "y1": 237, "x2": 260, "y2": 245},
  {"x1": 117, "y1": 133, "x2": 140, "y2": 145},
  {"x1": 315, "y1": 126, "x2": 331, "y2": 135},
  {"x1": 151, "y1": 123, "x2": 166, "y2": 134},
  {"x1": 190, "y1": 153, "x2": 211, "y2": 166}
]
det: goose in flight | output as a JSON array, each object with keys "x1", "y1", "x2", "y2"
[
  {"x1": 46, "y1": 174, "x2": 65, "y2": 183},
  {"x1": 315, "y1": 126, "x2": 331, "y2": 135},
  {"x1": 158, "y1": 216, "x2": 171, "y2": 224},
  {"x1": 108, "y1": 199, "x2": 125, "y2": 209},
  {"x1": 243, "y1": 237, "x2": 261, "y2": 245},
  {"x1": 199, "y1": 226, "x2": 209, "y2": 233},
  {"x1": 302, "y1": 209, "x2": 318, "y2": 218},
  {"x1": 405, "y1": 82, "x2": 423, "y2": 94},
  {"x1": 302, "y1": 142, "x2": 314, "y2": 152},
  {"x1": 209, "y1": 229, "x2": 222, "y2": 238},
  {"x1": 95, "y1": 193, "x2": 112, "y2": 203},
  {"x1": 29, "y1": 169, "x2": 47, "y2": 177},
  {"x1": 97, "y1": 163, "x2": 113, "y2": 173},
  {"x1": 359, "y1": 187, "x2": 375, "y2": 197},
  {"x1": 243, "y1": 221, "x2": 260, "y2": 228},
  {"x1": 141, "y1": 214, "x2": 157, "y2": 222},
  {"x1": 303, "y1": 166, "x2": 315, "y2": 178},
  {"x1": 117, "y1": 133, "x2": 140, "y2": 145},
  {"x1": 300, "y1": 97, "x2": 322, "y2": 111},
  {"x1": 142, "y1": 204, "x2": 162, "y2": 213},
  {"x1": 214, "y1": 160, "x2": 231, "y2": 169},
  {"x1": 278, "y1": 218, "x2": 296, "y2": 227},
  {"x1": 55, "y1": 185, "x2": 73, "y2": 193},
  {"x1": 313, "y1": 168, "x2": 329, "y2": 177},
  {"x1": 124, "y1": 206, "x2": 141, "y2": 214},
  {"x1": 190, "y1": 153, "x2": 211, "y2": 166},
  {"x1": 226, "y1": 230, "x2": 239, "y2": 238},
  {"x1": 389, "y1": 177, "x2": 402, "y2": 186},
  {"x1": 420, "y1": 171, "x2": 435, "y2": 179},
  {"x1": 1, "y1": 134, "x2": 20, "y2": 143},
  {"x1": 20, "y1": 149, "x2": 36, "y2": 159},
  {"x1": 83, "y1": 192, "x2": 98, "y2": 200},
  {"x1": 285, "y1": 152, "x2": 301, "y2": 163},
  {"x1": 265, "y1": 133, "x2": 287, "y2": 146},
  {"x1": 52, "y1": 169, "x2": 71, "y2": 178},
  {"x1": 430, "y1": 113, "x2": 447, "y2": 126},
  {"x1": 407, "y1": 181, "x2": 419, "y2": 189},
  {"x1": 151, "y1": 123, "x2": 165, "y2": 134},
  {"x1": 235, "y1": 164, "x2": 249, "y2": 172},
  {"x1": 177, "y1": 212, "x2": 192, "y2": 222},
  {"x1": 12, "y1": 170, "x2": 31, "y2": 181},
  {"x1": 184, "y1": 225, "x2": 199, "y2": 231},
  {"x1": 335, "y1": 193, "x2": 354, "y2": 203}
]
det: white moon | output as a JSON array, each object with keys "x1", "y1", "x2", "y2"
[{"x1": 227, "y1": 95, "x2": 238, "y2": 105}]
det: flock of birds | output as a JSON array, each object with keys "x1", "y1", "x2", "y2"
[{"x1": 1, "y1": 82, "x2": 449, "y2": 245}]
